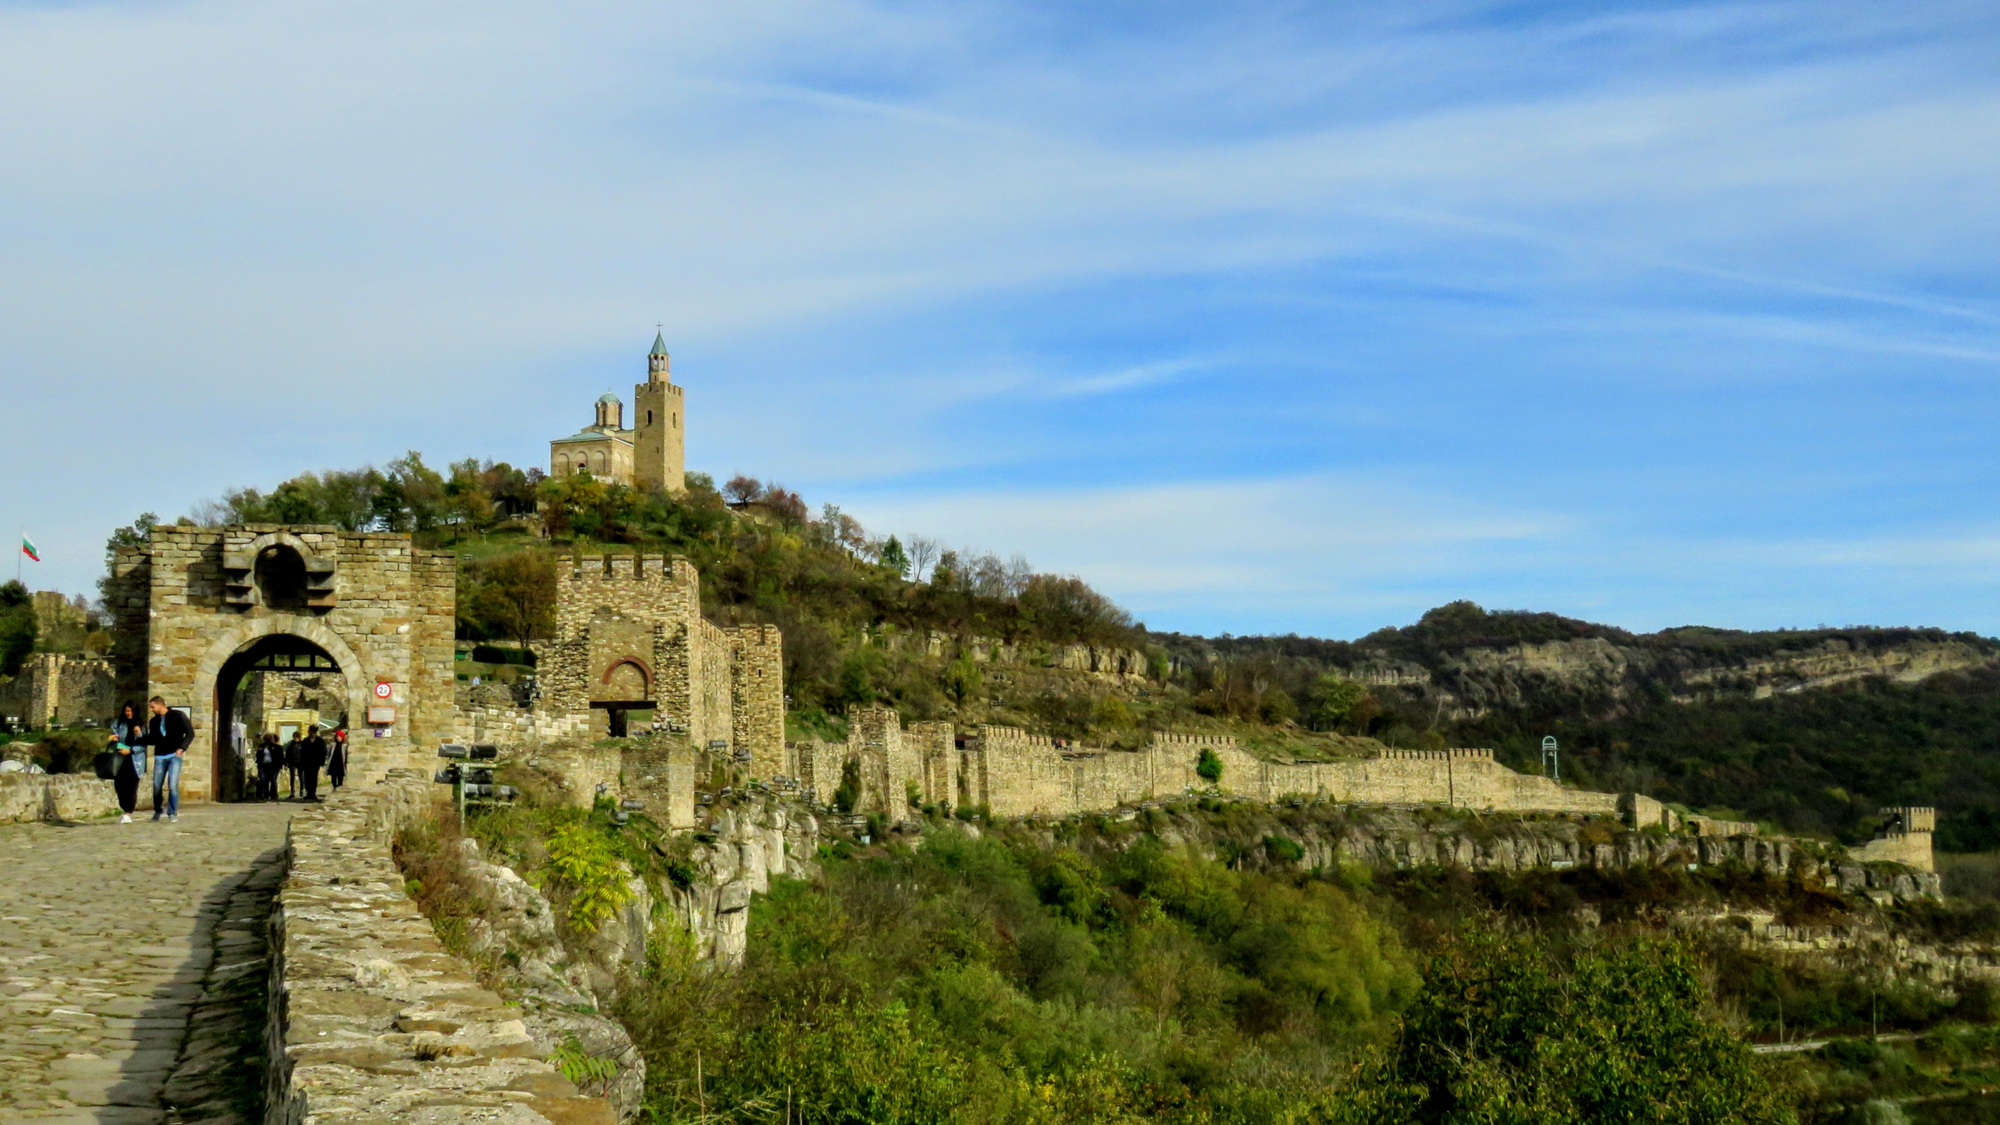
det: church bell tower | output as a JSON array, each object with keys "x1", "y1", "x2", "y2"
[{"x1": 632, "y1": 331, "x2": 686, "y2": 493}]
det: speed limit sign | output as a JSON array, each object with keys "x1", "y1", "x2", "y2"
[{"x1": 374, "y1": 681, "x2": 393, "y2": 700}]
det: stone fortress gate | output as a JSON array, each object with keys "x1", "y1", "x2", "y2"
[
  {"x1": 103, "y1": 525, "x2": 788, "y2": 805},
  {"x1": 107, "y1": 526, "x2": 458, "y2": 801}
]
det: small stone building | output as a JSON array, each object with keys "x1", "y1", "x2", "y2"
[{"x1": 105, "y1": 525, "x2": 457, "y2": 801}]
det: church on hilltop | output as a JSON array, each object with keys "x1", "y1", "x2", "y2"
[{"x1": 548, "y1": 332, "x2": 686, "y2": 492}]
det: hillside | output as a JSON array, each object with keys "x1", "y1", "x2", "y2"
[
  {"x1": 159, "y1": 456, "x2": 2000, "y2": 850},
  {"x1": 1155, "y1": 605, "x2": 2000, "y2": 851}
]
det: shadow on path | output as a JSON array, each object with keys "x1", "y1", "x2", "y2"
[{"x1": 107, "y1": 842, "x2": 288, "y2": 1125}]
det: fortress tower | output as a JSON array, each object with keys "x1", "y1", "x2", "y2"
[
  {"x1": 633, "y1": 332, "x2": 685, "y2": 493},
  {"x1": 548, "y1": 333, "x2": 686, "y2": 493}
]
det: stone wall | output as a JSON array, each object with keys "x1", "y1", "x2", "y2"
[
  {"x1": 871, "y1": 628, "x2": 1146, "y2": 682},
  {"x1": 266, "y1": 774, "x2": 617, "y2": 1124},
  {"x1": 729, "y1": 625, "x2": 785, "y2": 779},
  {"x1": 810, "y1": 709, "x2": 1653, "y2": 826},
  {"x1": 450, "y1": 703, "x2": 592, "y2": 747},
  {"x1": 1853, "y1": 808, "x2": 1938, "y2": 872},
  {"x1": 0, "y1": 772, "x2": 120, "y2": 824},
  {"x1": 0, "y1": 653, "x2": 116, "y2": 728}
]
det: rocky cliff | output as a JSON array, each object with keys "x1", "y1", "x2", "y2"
[{"x1": 1356, "y1": 634, "x2": 1996, "y2": 723}]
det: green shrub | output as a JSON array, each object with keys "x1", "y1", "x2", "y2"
[
  {"x1": 545, "y1": 822, "x2": 633, "y2": 934},
  {"x1": 1196, "y1": 747, "x2": 1223, "y2": 784},
  {"x1": 833, "y1": 759, "x2": 862, "y2": 815}
]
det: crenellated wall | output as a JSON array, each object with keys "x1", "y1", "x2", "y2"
[
  {"x1": 802, "y1": 709, "x2": 1662, "y2": 827},
  {"x1": 0, "y1": 653, "x2": 117, "y2": 728}
]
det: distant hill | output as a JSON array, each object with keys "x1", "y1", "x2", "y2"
[{"x1": 1153, "y1": 603, "x2": 2000, "y2": 851}]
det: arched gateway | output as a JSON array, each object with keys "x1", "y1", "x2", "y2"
[{"x1": 106, "y1": 525, "x2": 456, "y2": 801}]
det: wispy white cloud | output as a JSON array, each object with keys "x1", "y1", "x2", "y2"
[{"x1": 0, "y1": 0, "x2": 1996, "y2": 636}]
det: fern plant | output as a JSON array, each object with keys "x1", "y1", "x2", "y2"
[
  {"x1": 550, "y1": 1033, "x2": 618, "y2": 1094},
  {"x1": 545, "y1": 822, "x2": 633, "y2": 934}
]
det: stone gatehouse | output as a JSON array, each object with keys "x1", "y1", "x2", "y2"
[{"x1": 106, "y1": 525, "x2": 457, "y2": 801}]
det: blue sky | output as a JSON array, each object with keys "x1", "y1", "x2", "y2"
[{"x1": 2, "y1": 0, "x2": 1996, "y2": 638}]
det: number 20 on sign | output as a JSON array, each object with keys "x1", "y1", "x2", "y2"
[{"x1": 374, "y1": 681, "x2": 393, "y2": 700}]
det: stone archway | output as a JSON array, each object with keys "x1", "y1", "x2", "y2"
[{"x1": 197, "y1": 619, "x2": 369, "y2": 802}]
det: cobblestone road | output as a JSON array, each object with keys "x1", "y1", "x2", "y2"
[{"x1": 0, "y1": 802, "x2": 294, "y2": 1124}]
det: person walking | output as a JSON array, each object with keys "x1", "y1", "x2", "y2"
[
  {"x1": 256, "y1": 733, "x2": 281, "y2": 800},
  {"x1": 327, "y1": 727, "x2": 348, "y2": 791},
  {"x1": 105, "y1": 702, "x2": 148, "y2": 823},
  {"x1": 142, "y1": 697, "x2": 192, "y2": 822},
  {"x1": 299, "y1": 728, "x2": 328, "y2": 802},
  {"x1": 284, "y1": 730, "x2": 303, "y2": 799}
]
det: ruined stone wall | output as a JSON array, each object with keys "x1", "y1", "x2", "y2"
[
  {"x1": 1853, "y1": 810, "x2": 1938, "y2": 872},
  {"x1": 872, "y1": 629, "x2": 1147, "y2": 682},
  {"x1": 690, "y1": 618, "x2": 733, "y2": 751},
  {"x1": 730, "y1": 625, "x2": 785, "y2": 778},
  {"x1": 851, "y1": 715, "x2": 1641, "y2": 825},
  {"x1": 114, "y1": 526, "x2": 453, "y2": 802},
  {"x1": 1854, "y1": 831, "x2": 1935, "y2": 872},
  {"x1": 449, "y1": 704, "x2": 592, "y2": 747},
  {"x1": 911, "y1": 721, "x2": 955, "y2": 806},
  {"x1": 0, "y1": 772, "x2": 120, "y2": 824},
  {"x1": 620, "y1": 740, "x2": 699, "y2": 830},
  {"x1": 0, "y1": 653, "x2": 116, "y2": 728}
]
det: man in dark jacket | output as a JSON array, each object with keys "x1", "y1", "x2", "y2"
[
  {"x1": 143, "y1": 697, "x2": 193, "y2": 822},
  {"x1": 299, "y1": 729, "x2": 328, "y2": 802}
]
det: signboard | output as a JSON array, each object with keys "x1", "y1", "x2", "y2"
[
  {"x1": 374, "y1": 681, "x2": 394, "y2": 700},
  {"x1": 367, "y1": 705, "x2": 397, "y2": 724}
]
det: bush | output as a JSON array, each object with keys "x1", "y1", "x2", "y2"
[
  {"x1": 1196, "y1": 747, "x2": 1224, "y2": 784},
  {"x1": 545, "y1": 822, "x2": 633, "y2": 934}
]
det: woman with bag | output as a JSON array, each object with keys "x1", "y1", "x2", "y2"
[{"x1": 105, "y1": 702, "x2": 148, "y2": 823}]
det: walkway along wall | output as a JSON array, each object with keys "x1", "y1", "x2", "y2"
[{"x1": 265, "y1": 774, "x2": 617, "y2": 1123}]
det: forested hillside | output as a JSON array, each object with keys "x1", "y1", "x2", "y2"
[{"x1": 169, "y1": 455, "x2": 2000, "y2": 849}]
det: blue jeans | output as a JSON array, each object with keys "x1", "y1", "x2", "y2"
[{"x1": 152, "y1": 754, "x2": 182, "y2": 818}]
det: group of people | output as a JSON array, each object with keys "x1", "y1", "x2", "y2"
[
  {"x1": 253, "y1": 726, "x2": 347, "y2": 802},
  {"x1": 105, "y1": 698, "x2": 193, "y2": 824},
  {"x1": 102, "y1": 700, "x2": 350, "y2": 822}
]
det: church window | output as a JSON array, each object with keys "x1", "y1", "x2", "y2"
[{"x1": 592, "y1": 451, "x2": 606, "y2": 474}]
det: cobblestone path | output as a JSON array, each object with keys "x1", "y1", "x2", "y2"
[{"x1": 0, "y1": 802, "x2": 294, "y2": 1124}]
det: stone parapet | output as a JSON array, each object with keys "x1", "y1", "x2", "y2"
[
  {"x1": 0, "y1": 772, "x2": 120, "y2": 824},
  {"x1": 266, "y1": 774, "x2": 615, "y2": 1124}
]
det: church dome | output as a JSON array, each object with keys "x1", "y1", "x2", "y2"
[{"x1": 598, "y1": 393, "x2": 621, "y2": 404}]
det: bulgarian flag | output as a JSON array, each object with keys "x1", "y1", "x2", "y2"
[{"x1": 20, "y1": 535, "x2": 38, "y2": 562}]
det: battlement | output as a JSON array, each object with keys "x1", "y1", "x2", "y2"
[
  {"x1": 559, "y1": 553, "x2": 698, "y2": 586},
  {"x1": 1148, "y1": 731, "x2": 1238, "y2": 752},
  {"x1": 1376, "y1": 748, "x2": 1496, "y2": 763},
  {"x1": 1885, "y1": 806, "x2": 1937, "y2": 834}
]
